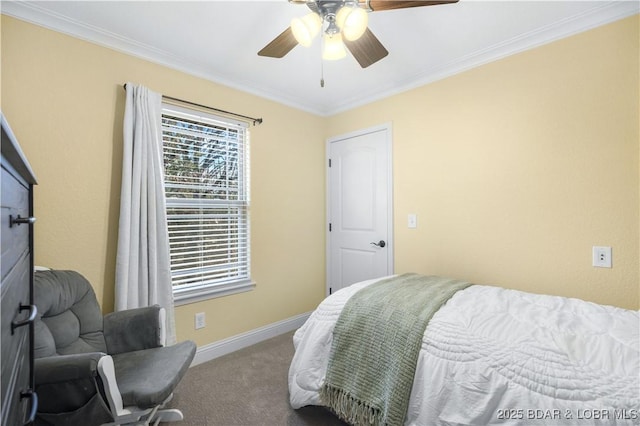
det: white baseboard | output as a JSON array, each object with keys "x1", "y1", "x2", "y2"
[{"x1": 191, "y1": 311, "x2": 311, "y2": 367}]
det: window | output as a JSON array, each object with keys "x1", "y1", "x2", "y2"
[{"x1": 161, "y1": 104, "x2": 253, "y2": 304}]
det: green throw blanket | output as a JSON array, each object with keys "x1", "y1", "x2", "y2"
[{"x1": 320, "y1": 274, "x2": 471, "y2": 426}]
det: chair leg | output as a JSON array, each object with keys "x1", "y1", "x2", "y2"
[
  {"x1": 100, "y1": 408, "x2": 154, "y2": 426},
  {"x1": 151, "y1": 409, "x2": 184, "y2": 425},
  {"x1": 101, "y1": 394, "x2": 184, "y2": 426},
  {"x1": 150, "y1": 394, "x2": 183, "y2": 425}
]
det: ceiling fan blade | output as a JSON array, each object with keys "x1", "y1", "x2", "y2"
[
  {"x1": 365, "y1": 0, "x2": 458, "y2": 12},
  {"x1": 258, "y1": 27, "x2": 298, "y2": 58},
  {"x1": 344, "y1": 28, "x2": 389, "y2": 68}
]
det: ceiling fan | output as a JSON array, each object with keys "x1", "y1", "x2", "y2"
[{"x1": 258, "y1": 0, "x2": 459, "y2": 68}]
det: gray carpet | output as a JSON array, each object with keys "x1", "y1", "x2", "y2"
[{"x1": 163, "y1": 331, "x2": 347, "y2": 426}]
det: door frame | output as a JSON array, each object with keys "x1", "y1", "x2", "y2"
[{"x1": 325, "y1": 123, "x2": 394, "y2": 296}]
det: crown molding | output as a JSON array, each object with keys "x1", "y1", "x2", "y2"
[
  {"x1": 2, "y1": 1, "x2": 638, "y2": 117},
  {"x1": 0, "y1": 1, "x2": 322, "y2": 115},
  {"x1": 328, "y1": 1, "x2": 640, "y2": 115}
]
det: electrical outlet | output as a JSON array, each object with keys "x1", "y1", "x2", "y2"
[
  {"x1": 195, "y1": 312, "x2": 206, "y2": 329},
  {"x1": 592, "y1": 246, "x2": 612, "y2": 268}
]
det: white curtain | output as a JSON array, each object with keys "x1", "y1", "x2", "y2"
[{"x1": 115, "y1": 83, "x2": 176, "y2": 345}]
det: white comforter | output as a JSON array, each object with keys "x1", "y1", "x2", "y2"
[{"x1": 289, "y1": 277, "x2": 640, "y2": 425}]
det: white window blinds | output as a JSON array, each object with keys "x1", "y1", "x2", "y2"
[{"x1": 161, "y1": 104, "x2": 252, "y2": 302}]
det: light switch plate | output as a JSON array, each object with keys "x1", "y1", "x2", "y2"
[{"x1": 408, "y1": 214, "x2": 417, "y2": 229}]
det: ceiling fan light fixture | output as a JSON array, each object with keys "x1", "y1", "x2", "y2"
[
  {"x1": 291, "y1": 12, "x2": 322, "y2": 47},
  {"x1": 336, "y1": 4, "x2": 368, "y2": 41},
  {"x1": 322, "y1": 33, "x2": 347, "y2": 60}
]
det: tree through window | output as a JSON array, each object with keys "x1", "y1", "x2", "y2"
[{"x1": 161, "y1": 104, "x2": 252, "y2": 303}]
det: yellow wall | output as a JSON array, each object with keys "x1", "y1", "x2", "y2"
[
  {"x1": 1, "y1": 12, "x2": 638, "y2": 351},
  {"x1": 327, "y1": 15, "x2": 639, "y2": 309},
  {"x1": 1, "y1": 16, "x2": 327, "y2": 345}
]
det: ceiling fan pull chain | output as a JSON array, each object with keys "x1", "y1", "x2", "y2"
[{"x1": 320, "y1": 38, "x2": 325, "y2": 88}]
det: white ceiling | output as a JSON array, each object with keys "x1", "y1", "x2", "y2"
[{"x1": 2, "y1": 1, "x2": 638, "y2": 116}]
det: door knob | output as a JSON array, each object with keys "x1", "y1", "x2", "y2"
[{"x1": 371, "y1": 240, "x2": 386, "y2": 248}]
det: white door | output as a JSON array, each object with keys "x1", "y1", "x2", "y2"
[{"x1": 327, "y1": 125, "x2": 393, "y2": 295}]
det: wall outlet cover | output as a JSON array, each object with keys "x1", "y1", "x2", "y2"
[
  {"x1": 592, "y1": 246, "x2": 612, "y2": 268},
  {"x1": 195, "y1": 312, "x2": 206, "y2": 329}
]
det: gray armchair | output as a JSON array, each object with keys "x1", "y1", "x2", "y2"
[{"x1": 33, "y1": 270, "x2": 196, "y2": 426}]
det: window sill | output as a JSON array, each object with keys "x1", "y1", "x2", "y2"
[{"x1": 173, "y1": 280, "x2": 256, "y2": 306}]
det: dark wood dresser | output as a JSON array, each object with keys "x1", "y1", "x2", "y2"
[{"x1": 1, "y1": 113, "x2": 38, "y2": 426}]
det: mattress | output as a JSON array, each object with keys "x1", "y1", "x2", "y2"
[{"x1": 288, "y1": 277, "x2": 640, "y2": 425}]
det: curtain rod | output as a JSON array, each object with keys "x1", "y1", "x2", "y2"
[{"x1": 122, "y1": 84, "x2": 263, "y2": 126}]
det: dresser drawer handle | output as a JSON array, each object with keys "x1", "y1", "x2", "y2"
[
  {"x1": 20, "y1": 389, "x2": 38, "y2": 425},
  {"x1": 11, "y1": 304, "x2": 37, "y2": 335},
  {"x1": 9, "y1": 215, "x2": 36, "y2": 227}
]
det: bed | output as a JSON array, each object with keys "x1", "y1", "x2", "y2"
[{"x1": 288, "y1": 274, "x2": 639, "y2": 426}]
